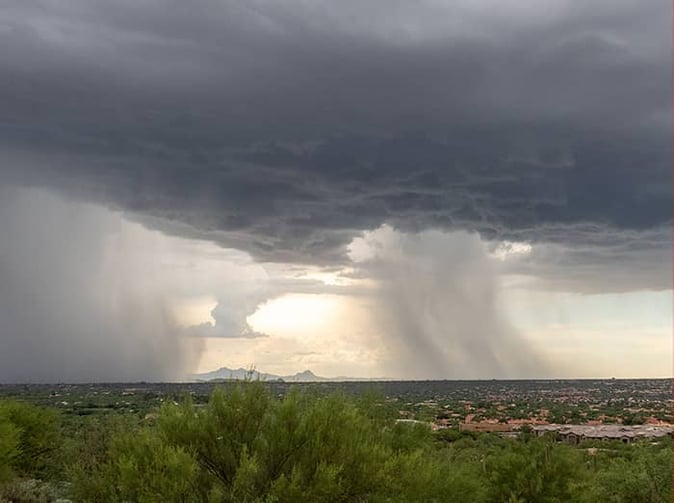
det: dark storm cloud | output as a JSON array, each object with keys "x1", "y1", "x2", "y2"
[
  {"x1": 0, "y1": 188, "x2": 203, "y2": 382},
  {"x1": 497, "y1": 225, "x2": 672, "y2": 294},
  {"x1": 0, "y1": 0, "x2": 670, "y2": 286}
]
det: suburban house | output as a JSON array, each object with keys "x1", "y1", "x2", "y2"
[{"x1": 532, "y1": 424, "x2": 672, "y2": 445}]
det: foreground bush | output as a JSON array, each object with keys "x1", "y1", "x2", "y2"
[
  {"x1": 5, "y1": 385, "x2": 668, "y2": 502},
  {"x1": 71, "y1": 383, "x2": 483, "y2": 502},
  {"x1": 0, "y1": 401, "x2": 60, "y2": 481},
  {"x1": 0, "y1": 401, "x2": 63, "y2": 502},
  {"x1": 158, "y1": 386, "x2": 401, "y2": 501},
  {"x1": 70, "y1": 430, "x2": 199, "y2": 502},
  {"x1": 0, "y1": 416, "x2": 20, "y2": 484}
]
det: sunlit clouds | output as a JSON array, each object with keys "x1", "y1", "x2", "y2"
[
  {"x1": 0, "y1": 189, "x2": 668, "y2": 381},
  {"x1": 0, "y1": 0, "x2": 669, "y2": 381}
]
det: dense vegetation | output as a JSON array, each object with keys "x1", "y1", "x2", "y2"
[
  {"x1": 0, "y1": 382, "x2": 671, "y2": 502},
  {"x1": 3, "y1": 379, "x2": 669, "y2": 428}
]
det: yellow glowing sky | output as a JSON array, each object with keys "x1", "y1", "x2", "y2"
[
  {"x1": 187, "y1": 286, "x2": 671, "y2": 378},
  {"x1": 192, "y1": 293, "x2": 390, "y2": 377},
  {"x1": 153, "y1": 224, "x2": 671, "y2": 379}
]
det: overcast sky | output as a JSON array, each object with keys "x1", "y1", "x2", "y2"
[{"x1": 0, "y1": 0, "x2": 670, "y2": 381}]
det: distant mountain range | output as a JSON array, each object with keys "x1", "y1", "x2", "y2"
[{"x1": 190, "y1": 367, "x2": 389, "y2": 382}]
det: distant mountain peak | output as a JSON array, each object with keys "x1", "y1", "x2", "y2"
[
  {"x1": 189, "y1": 366, "x2": 384, "y2": 382},
  {"x1": 294, "y1": 370, "x2": 316, "y2": 377}
]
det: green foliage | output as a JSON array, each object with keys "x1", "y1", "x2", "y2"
[
  {"x1": 64, "y1": 412, "x2": 142, "y2": 476},
  {"x1": 0, "y1": 401, "x2": 60, "y2": 480},
  {"x1": 0, "y1": 478, "x2": 59, "y2": 503},
  {"x1": 1, "y1": 387, "x2": 672, "y2": 503},
  {"x1": 159, "y1": 384, "x2": 393, "y2": 501},
  {"x1": 485, "y1": 438, "x2": 582, "y2": 502},
  {"x1": 0, "y1": 417, "x2": 20, "y2": 484},
  {"x1": 577, "y1": 440, "x2": 672, "y2": 503},
  {"x1": 433, "y1": 427, "x2": 463, "y2": 443},
  {"x1": 71, "y1": 430, "x2": 199, "y2": 502},
  {"x1": 158, "y1": 383, "x2": 271, "y2": 494},
  {"x1": 378, "y1": 448, "x2": 486, "y2": 502}
]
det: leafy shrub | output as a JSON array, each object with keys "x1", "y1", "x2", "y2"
[
  {"x1": 61, "y1": 386, "x2": 674, "y2": 503},
  {"x1": 0, "y1": 401, "x2": 60, "y2": 480},
  {"x1": 70, "y1": 430, "x2": 199, "y2": 502},
  {"x1": 0, "y1": 416, "x2": 20, "y2": 484}
]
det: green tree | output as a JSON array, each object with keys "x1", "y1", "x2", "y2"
[
  {"x1": 578, "y1": 441, "x2": 672, "y2": 503},
  {"x1": 71, "y1": 430, "x2": 199, "y2": 502},
  {"x1": 0, "y1": 401, "x2": 60, "y2": 479},
  {"x1": 0, "y1": 416, "x2": 20, "y2": 484},
  {"x1": 486, "y1": 438, "x2": 583, "y2": 502}
]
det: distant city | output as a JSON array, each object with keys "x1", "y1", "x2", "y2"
[{"x1": 3, "y1": 377, "x2": 671, "y2": 430}]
